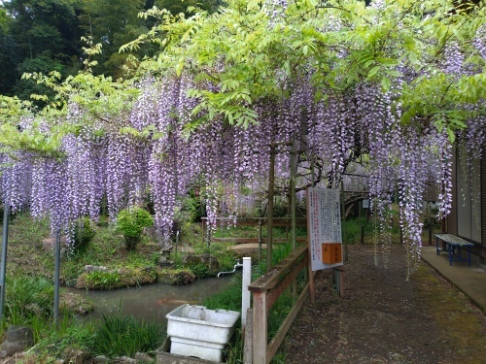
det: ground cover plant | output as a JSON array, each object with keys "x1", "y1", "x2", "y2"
[{"x1": 90, "y1": 314, "x2": 164, "y2": 358}]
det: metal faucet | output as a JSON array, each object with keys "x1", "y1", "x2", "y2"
[{"x1": 217, "y1": 259, "x2": 243, "y2": 278}]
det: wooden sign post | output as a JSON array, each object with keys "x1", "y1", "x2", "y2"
[{"x1": 306, "y1": 187, "x2": 344, "y2": 301}]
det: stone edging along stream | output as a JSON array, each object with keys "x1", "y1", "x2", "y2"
[
  {"x1": 73, "y1": 253, "x2": 223, "y2": 290},
  {"x1": 74, "y1": 265, "x2": 197, "y2": 290}
]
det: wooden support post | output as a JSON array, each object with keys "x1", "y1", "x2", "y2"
[
  {"x1": 258, "y1": 219, "x2": 263, "y2": 262},
  {"x1": 201, "y1": 218, "x2": 205, "y2": 244},
  {"x1": 252, "y1": 291, "x2": 267, "y2": 364},
  {"x1": 267, "y1": 146, "x2": 275, "y2": 272},
  {"x1": 243, "y1": 309, "x2": 253, "y2": 364},
  {"x1": 341, "y1": 181, "x2": 348, "y2": 261},
  {"x1": 308, "y1": 264, "x2": 315, "y2": 304},
  {"x1": 339, "y1": 268, "x2": 345, "y2": 297}
]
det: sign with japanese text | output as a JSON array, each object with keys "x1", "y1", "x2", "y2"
[{"x1": 306, "y1": 187, "x2": 343, "y2": 271}]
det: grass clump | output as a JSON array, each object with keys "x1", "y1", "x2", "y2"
[
  {"x1": 203, "y1": 276, "x2": 243, "y2": 311},
  {"x1": 90, "y1": 315, "x2": 164, "y2": 358},
  {"x1": 85, "y1": 270, "x2": 121, "y2": 290},
  {"x1": 23, "y1": 319, "x2": 96, "y2": 363},
  {"x1": 5, "y1": 276, "x2": 53, "y2": 322}
]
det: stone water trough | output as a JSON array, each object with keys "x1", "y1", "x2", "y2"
[{"x1": 165, "y1": 304, "x2": 240, "y2": 362}]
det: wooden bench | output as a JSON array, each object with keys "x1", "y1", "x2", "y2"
[{"x1": 435, "y1": 234, "x2": 474, "y2": 266}]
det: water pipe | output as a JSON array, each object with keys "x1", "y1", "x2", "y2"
[{"x1": 217, "y1": 259, "x2": 243, "y2": 278}]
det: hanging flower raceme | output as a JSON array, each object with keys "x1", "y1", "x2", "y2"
[
  {"x1": 30, "y1": 157, "x2": 70, "y2": 236},
  {"x1": 1, "y1": 152, "x2": 32, "y2": 213}
]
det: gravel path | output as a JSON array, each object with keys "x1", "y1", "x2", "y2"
[{"x1": 284, "y1": 244, "x2": 486, "y2": 364}]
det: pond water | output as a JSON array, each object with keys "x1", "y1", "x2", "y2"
[{"x1": 70, "y1": 275, "x2": 239, "y2": 327}]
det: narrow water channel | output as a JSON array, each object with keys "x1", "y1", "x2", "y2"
[{"x1": 70, "y1": 275, "x2": 239, "y2": 327}]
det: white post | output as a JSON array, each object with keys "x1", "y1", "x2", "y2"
[{"x1": 241, "y1": 257, "x2": 252, "y2": 329}]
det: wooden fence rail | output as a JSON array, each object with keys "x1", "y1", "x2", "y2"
[
  {"x1": 246, "y1": 245, "x2": 310, "y2": 364},
  {"x1": 200, "y1": 217, "x2": 307, "y2": 245}
]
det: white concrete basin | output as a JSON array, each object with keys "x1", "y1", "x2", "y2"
[{"x1": 166, "y1": 304, "x2": 240, "y2": 362}]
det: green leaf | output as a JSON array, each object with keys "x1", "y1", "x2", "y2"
[
  {"x1": 367, "y1": 66, "x2": 381, "y2": 80},
  {"x1": 446, "y1": 128, "x2": 455, "y2": 143},
  {"x1": 381, "y1": 77, "x2": 391, "y2": 92}
]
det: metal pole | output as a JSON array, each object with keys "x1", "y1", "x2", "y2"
[
  {"x1": 0, "y1": 204, "x2": 10, "y2": 324},
  {"x1": 54, "y1": 231, "x2": 61, "y2": 326},
  {"x1": 266, "y1": 145, "x2": 275, "y2": 272}
]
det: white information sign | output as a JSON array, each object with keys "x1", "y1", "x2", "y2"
[{"x1": 307, "y1": 187, "x2": 343, "y2": 271}]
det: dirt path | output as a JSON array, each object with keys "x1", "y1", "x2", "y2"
[{"x1": 284, "y1": 244, "x2": 486, "y2": 364}]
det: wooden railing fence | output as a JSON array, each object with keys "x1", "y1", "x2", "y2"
[{"x1": 245, "y1": 245, "x2": 310, "y2": 364}]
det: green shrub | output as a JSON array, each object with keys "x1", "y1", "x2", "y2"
[
  {"x1": 343, "y1": 217, "x2": 374, "y2": 244},
  {"x1": 189, "y1": 262, "x2": 211, "y2": 278},
  {"x1": 71, "y1": 217, "x2": 96, "y2": 255},
  {"x1": 90, "y1": 315, "x2": 164, "y2": 358},
  {"x1": 116, "y1": 207, "x2": 154, "y2": 251}
]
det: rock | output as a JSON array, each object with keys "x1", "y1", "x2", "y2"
[
  {"x1": 139, "y1": 243, "x2": 162, "y2": 255},
  {"x1": 83, "y1": 265, "x2": 109, "y2": 273},
  {"x1": 156, "y1": 269, "x2": 196, "y2": 285},
  {"x1": 76, "y1": 266, "x2": 157, "y2": 290},
  {"x1": 63, "y1": 347, "x2": 88, "y2": 364},
  {"x1": 60, "y1": 292, "x2": 94, "y2": 315},
  {"x1": 1, "y1": 326, "x2": 34, "y2": 357},
  {"x1": 135, "y1": 352, "x2": 154, "y2": 363},
  {"x1": 117, "y1": 267, "x2": 158, "y2": 286},
  {"x1": 0, "y1": 352, "x2": 26, "y2": 364},
  {"x1": 42, "y1": 237, "x2": 67, "y2": 253},
  {"x1": 93, "y1": 355, "x2": 109, "y2": 363},
  {"x1": 111, "y1": 356, "x2": 137, "y2": 363},
  {"x1": 157, "y1": 255, "x2": 173, "y2": 267}
]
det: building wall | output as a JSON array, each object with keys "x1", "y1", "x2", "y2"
[
  {"x1": 446, "y1": 143, "x2": 486, "y2": 263},
  {"x1": 457, "y1": 157, "x2": 481, "y2": 242}
]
